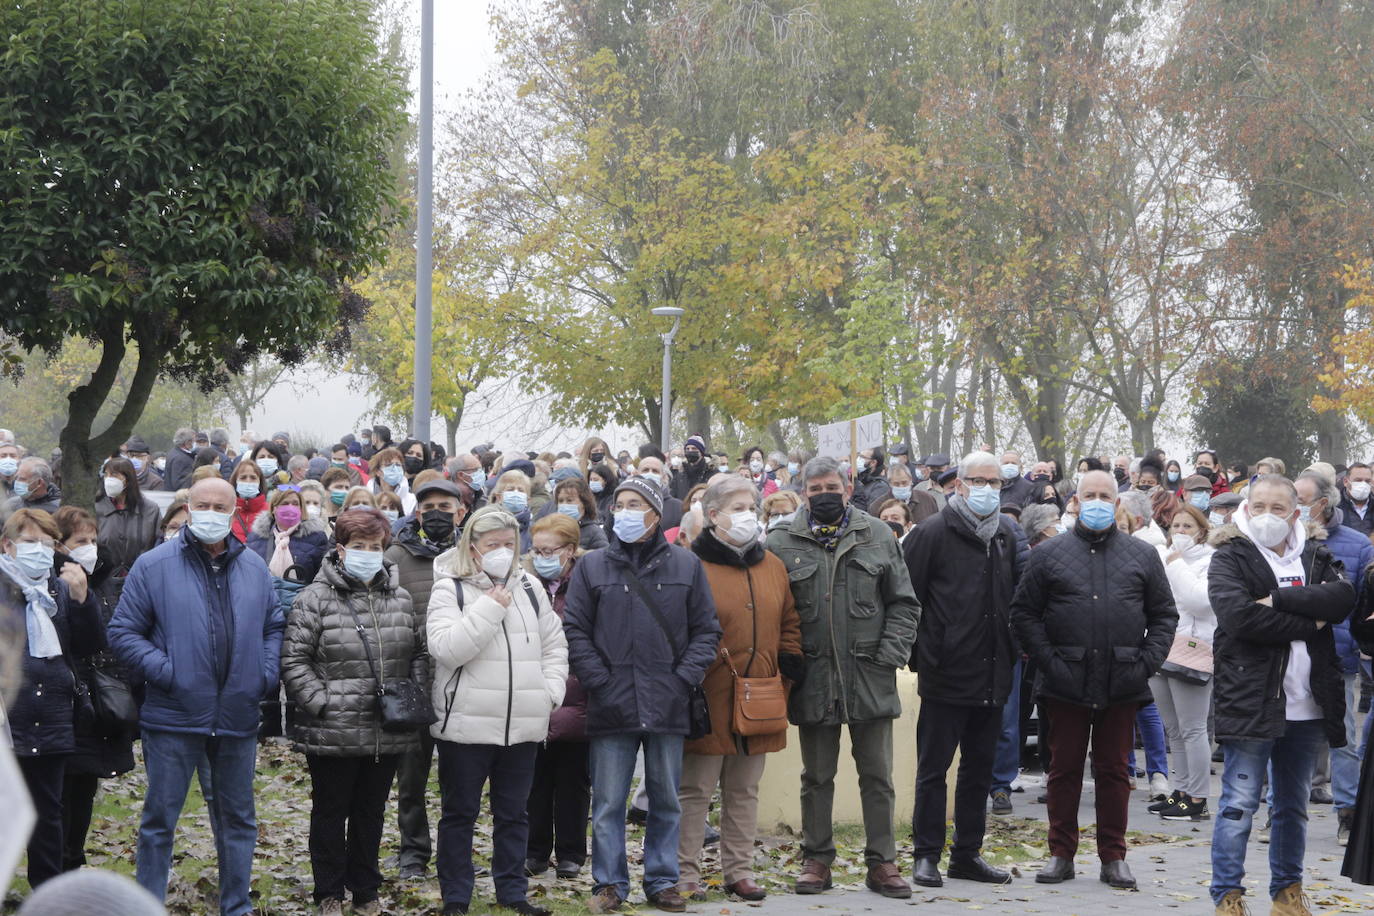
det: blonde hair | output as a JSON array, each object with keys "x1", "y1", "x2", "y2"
[
  {"x1": 342, "y1": 486, "x2": 376, "y2": 510},
  {"x1": 451, "y1": 505, "x2": 523, "y2": 579},
  {"x1": 493, "y1": 469, "x2": 531, "y2": 496}
]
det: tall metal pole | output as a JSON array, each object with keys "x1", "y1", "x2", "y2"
[
  {"x1": 660, "y1": 316, "x2": 680, "y2": 448},
  {"x1": 411, "y1": 0, "x2": 434, "y2": 443}
]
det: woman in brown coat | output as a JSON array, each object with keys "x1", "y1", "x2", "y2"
[{"x1": 677, "y1": 475, "x2": 803, "y2": 902}]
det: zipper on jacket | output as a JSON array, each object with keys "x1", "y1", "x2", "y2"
[
  {"x1": 502, "y1": 619, "x2": 514, "y2": 746},
  {"x1": 367, "y1": 592, "x2": 383, "y2": 762},
  {"x1": 188, "y1": 551, "x2": 223, "y2": 736}
]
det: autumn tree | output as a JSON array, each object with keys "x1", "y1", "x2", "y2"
[{"x1": 0, "y1": 0, "x2": 405, "y2": 508}]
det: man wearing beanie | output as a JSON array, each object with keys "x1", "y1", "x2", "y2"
[
  {"x1": 671, "y1": 435, "x2": 716, "y2": 501},
  {"x1": 563, "y1": 476, "x2": 721, "y2": 913}
]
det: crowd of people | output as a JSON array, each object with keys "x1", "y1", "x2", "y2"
[{"x1": 3, "y1": 425, "x2": 1374, "y2": 916}]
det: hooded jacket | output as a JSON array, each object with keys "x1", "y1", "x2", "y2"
[
  {"x1": 1010, "y1": 522, "x2": 1177, "y2": 709},
  {"x1": 1207, "y1": 515, "x2": 1353, "y2": 746},
  {"x1": 108, "y1": 528, "x2": 284, "y2": 737},
  {"x1": 563, "y1": 531, "x2": 721, "y2": 736},
  {"x1": 427, "y1": 553, "x2": 568, "y2": 746},
  {"x1": 246, "y1": 511, "x2": 331, "y2": 583},
  {"x1": 280, "y1": 554, "x2": 427, "y2": 757}
]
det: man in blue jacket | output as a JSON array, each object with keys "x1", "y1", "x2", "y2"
[
  {"x1": 563, "y1": 476, "x2": 720, "y2": 914},
  {"x1": 109, "y1": 477, "x2": 284, "y2": 916},
  {"x1": 1296, "y1": 471, "x2": 1372, "y2": 844}
]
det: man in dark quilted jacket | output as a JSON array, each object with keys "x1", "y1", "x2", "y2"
[{"x1": 1010, "y1": 469, "x2": 1177, "y2": 892}]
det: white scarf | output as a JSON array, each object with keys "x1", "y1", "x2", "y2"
[{"x1": 0, "y1": 553, "x2": 61, "y2": 659}]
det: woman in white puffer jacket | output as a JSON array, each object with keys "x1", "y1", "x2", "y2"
[
  {"x1": 1148, "y1": 502, "x2": 1216, "y2": 822},
  {"x1": 427, "y1": 505, "x2": 568, "y2": 916}
]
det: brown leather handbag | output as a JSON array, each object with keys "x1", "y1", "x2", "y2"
[{"x1": 722, "y1": 647, "x2": 789, "y2": 736}]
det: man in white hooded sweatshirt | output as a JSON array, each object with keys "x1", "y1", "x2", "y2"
[{"x1": 1206, "y1": 475, "x2": 1354, "y2": 916}]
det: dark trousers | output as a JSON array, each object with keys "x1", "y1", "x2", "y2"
[
  {"x1": 395, "y1": 730, "x2": 435, "y2": 868},
  {"x1": 305, "y1": 754, "x2": 399, "y2": 904},
  {"x1": 911, "y1": 700, "x2": 1003, "y2": 861},
  {"x1": 526, "y1": 741, "x2": 590, "y2": 865},
  {"x1": 436, "y1": 741, "x2": 538, "y2": 908},
  {"x1": 61, "y1": 772, "x2": 99, "y2": 871},
  {"x1": 1043, "y1": 699, "x2": 1136, "y2": 861},
  {"x1": 18, "y1": 755, "x2": 67, "y2": 889}
]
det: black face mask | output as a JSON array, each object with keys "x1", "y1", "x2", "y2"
[
  {"x1": 590, "y1": 451, "x2": 605, "y2": 463},
  {"x1": 404, "y1": 455, "x2": 425, "y2": 475},
  {"x1": 1196, "y1": 467, "x2": 1216, "y2": 482},
  {"x1": 1113, "y1": 467, "x2": 1128, "y2": 483},
  {"x1": 420, "y1": 508, "x2": 455, "y2": 543},
  {"x1": 1031, "y1": 474, "x2": 1050, "y2": 484},
  {"x1": 685, "y1": 450, "x2": 701, "y2": 464},
  {"x1": 809, "y1": 492, "x2": 846, "y2": 525}
]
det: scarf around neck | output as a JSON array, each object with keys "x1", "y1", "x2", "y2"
[
  {"x1": 0, "y1": 552, "x2": 61, "y2": 659},
  {"x1": 948, "y1": 493, "x2": 1000, "y2": 545}
]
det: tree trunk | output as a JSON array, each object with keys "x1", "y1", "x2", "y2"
[
  {"x1": 766, "y1": 420, "x2": 789, "y2": 454},
  {"x1": 59, "y1": 327, "x2": 162, "y2": 512},
  {"x1": 445, "y1": 400, "x2": 465, "y2": 463},
  {"x1": 642, "y1": 394, "x2": 662, "y2": 448},
  {"x1": 1128, "y1": 412, "x2": 1155, "y2": 456},
  {"x1": 1317, "y1": 409, "x2": 1347, "y2": 464},
  {"x1": 687, "y1": 400, "x2": 712, "y2": 449}
]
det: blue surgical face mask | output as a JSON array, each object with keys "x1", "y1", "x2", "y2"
[
  {"x1": 1000, "y1": 463, "x2": 1020, "y2": 481},
  {"x1": 15, "y1": 541, "x2": 54, "y2": 579},
  {"x1": 130, "y1": 457, "x2": 144, "y2": 472},
  {"x1": 342, "y1": 547, "x2": 384, "y2": 582},
  {"x1": 13, "y1": 479, "x2": 30, "y2": 499},
  {"x1": 613, "y1": 508, "x2": 649, "y2": 543},
  {"x1": 382, "y1": 464, "x2": 404, "y2": 486},
  {"x1": 786, "y1": 462, "x2": 800, "y2": 475},
  {"x1": 589, "y1": 479, "x2": 605, "y2": 494},
  {"x1": 1166, "y1": 471, "x2": 1180, "y2": 484},
  {"x1": 1189, "y1": 492, "x2": 1211, "y2": 511},
  {"x1": 891, "y1": 486, "x2": 913, "y2": 501},
  {"x1": 639, "y1": 471, "x2": 662, "y2": 488},
  {"x1": 469, "y1": 469, "x2": 486, "y2": 490},
  {"x1": 0, "y1": 457, "x2": 17, "y2": 477},
  {"x1": 768, "y1": 511, "x2": 796, "y2": 531},
  {"x1": 532, "y1": 554, "x2": 565, "y2": 580},
  {"x1": 966, "y1": 484, "x2": 1001, "y2": 517},
  {"x1": 256, "y1": 457, "x2": 278, "y2": 477},
  {"x1": 502, "y1": 490, "x2": 528, "y2": 512},
  {"x1": 1297, "y1": 504, "x2": 1312, "y2": 523},
  {"x1": 236, "y1": 481, "x2": 260, "y2": 500},
  {"x1": 1079, "y1": 499, "x2": 1117, "y2": 531},
  {"x1": 557, "y1": 502, "x2": 582, "y2": 520},
  {"x1": 188, "y1": 509, "x2": 234, "y2": 543}
]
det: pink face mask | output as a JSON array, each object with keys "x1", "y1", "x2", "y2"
[{"x1": 275, "y1": 505, "x2": 302, "y2": 529}]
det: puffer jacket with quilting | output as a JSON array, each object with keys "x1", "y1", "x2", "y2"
[
  {"x1": 246, "y1": 511, "x2": 331, "y2": 583},
  {"x1": 1010, "y1": 522, "x2": 1177, "y2": 709},
  {"x1": 280, "y1": 554, "x2": 428, "y2": 757},
  {"x1": 427, "y1": 551, "x2": 569, "y2": 746}
]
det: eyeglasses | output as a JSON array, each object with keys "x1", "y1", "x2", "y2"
[
  {"x1": 530, "y1": 546, "x2": 570, "y2": 559},
  {"x1": 963, "y1": 477, "x2": 1003, "y2": 489}
]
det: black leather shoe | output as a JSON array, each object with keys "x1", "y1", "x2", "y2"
[
  {"x1": 912, "y1": 857, "x2": 943, "y2": 888},
  {"x1": 1035, "y1": 856, "x2": 1075, "y2": 884},
  {"x1": 948, "y1": 855, "x2": 1011, "y2": 884},
  {"x1": 1100, "y1": 859, "x2": 1137, "y2": 890}
]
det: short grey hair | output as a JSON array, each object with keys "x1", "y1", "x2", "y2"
[
  {"x1": 702, "y1": 474, "x2": 757, "y2": 517},
  {"x1": 1119, "y1": 489, "x2": 1152, "y2": 526},
  {"x1": 287, "y1": 455, "x2": 308, "y2": 474},
  {"x1": 1297, "y1": 471, "x2": 1339, "y2": 523},
  {"x1": 172, "y1": 427, "x2": 196, "y2": 448},
  {"x1": 210, "y1": 427, "x2": 231, "y2": 449},
  {"x1": 1020, "y1": 503, "x2": 1060, "y2": 537},
  {"x1": 1251, "y1": 473, "x2": 1299, "y2": 511},
  {"x1": 680, "y1": 506, "x2": 705, "y2": 541},
  {"x1": 801, "y1": 456, "x2": 850, "y2": 486},
  {"x1": 18, "y1": 457, "x2": 53, "y2": 486},
  {"x1": 959, "y1": 450, "x2": 999, "y2": 478}
]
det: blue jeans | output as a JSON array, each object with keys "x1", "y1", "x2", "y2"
[
  {"x1": 1127, "y1": 702, "x2": 1168, "y2": 778},
  {"x1": 589, "y1": 733, "x2": 684, "y2": 900},
  {"x1": 1210, "y1": 719, "x2": 1324, "y2": 904},
  {"x1": 136, "y1": 730, "x2": 259, "y2": 916},
  {"x1": 990, "y1": 658, "x2": 1022, "y2": 795},
  {"x1": 1333, "y1": 674, "x2": 1360, "y2": 811}
]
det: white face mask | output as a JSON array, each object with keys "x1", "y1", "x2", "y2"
[
  {"x1": 103, "y1": 476, "x2": 126, "y2": 499},
  {"x1": 1169, "y1": 532, "x2": 1195, "y2": 554},
  {"x1": 306, "y1": 504, "x2": 322, "y2": 519},
  {"x1": 1208, "y1": 511, "x2": 1225, "y2": 527},
  {"x1": 720, "y1": 510, "x2": 760, "y2": 546},
  {"x1": 749, "y1": 459, "x2": 764, "y2": 475},
  {"x1": 479, "y1": 546, "x2": 514, "y2": 580},
  {"x1": 1248, "y1": 510, "x2": 1292, "y2": 548},
  {"x1": 1351, "y1": 481, "x2": 1372, "y2": 502},
  {"x1": 70, "y1": 543, "x2": 98, "y2": 574}
]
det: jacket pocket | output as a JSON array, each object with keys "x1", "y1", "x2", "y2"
[
  {"x1": 1108, "y1": 646, "x2": 1146, "y2": 702},
  {"x1": 846, "y1": 557, "x2": 881, "y2": 617},
  {"x1": 785, "y1": 557, "x2": 821, "y2": 624},
  {"x1": 850, "y1": 640, "x2": 899, "y2": 721},
  {"x1": 1048, "y1": 645, "x2": 1088, "y2": 699}
]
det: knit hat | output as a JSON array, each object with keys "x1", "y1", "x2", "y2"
[
  {"x1": 614, "y1": 476, "x2": 665, "y2": 516},
  {"x1": 504, "y1": 458, "x2": 537, "y2": 479},
  {"x1": 685, "y1": 435, "x2": 707, "y2": 454},
  {"x1": 124, "y1": 435, "x2": 151, "y2": 455},
  {"x1": 306, "y1": 456, "x2": 329, "y2": 480},
  {"x1": 271, "y1": 431, "x2": 291, "y2": 444},
  {"x1": 550, "y1": 466, "x2": 582, "y2": 484}
]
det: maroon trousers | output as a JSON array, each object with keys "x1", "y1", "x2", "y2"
[{"x1": 1043, "y1": 699, "x2": 1136, "y2": 862}]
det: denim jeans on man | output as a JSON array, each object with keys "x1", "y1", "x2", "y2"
[
  {"x1": 589, "y1": 733, "x2": 684, "y2": 901},
  {"x1": 1332, "y1": 673, "x2": 1361, "y2": 812},
  {"x1": 1210, "y1": 719, "x2": 1324, "y2": 905},
  {"x1": 136, "y1": 730, "x2": 259, "y2": 916},
  {"x1": 989, "y1": 658, "x2": 1022, "y2": 797}
]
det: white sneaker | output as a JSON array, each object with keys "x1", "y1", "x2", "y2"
[{"x1": 1149, "y1": 772, "x2": 1171, "y2": 800}]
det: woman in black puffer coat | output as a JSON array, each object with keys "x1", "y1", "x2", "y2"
[{"x1": 280, "y1": 508, "x2": 427, "y2": 914}]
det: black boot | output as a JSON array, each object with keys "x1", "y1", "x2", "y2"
[
  {"x1": 1035, "y1": 856, "x2": 1075, "y2": 884},
  {"x1": 911, "y1": 857, "x2": 943, "y2": 888},
  {"x1": 948, "y1": 855, "x2": 1011, "y2": 884},
  {"x1": 1100, "y1": 859, "x2": 1137, "y2": 890}
]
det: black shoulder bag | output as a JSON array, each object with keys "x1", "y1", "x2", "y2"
[
  {"x1": 343, "y1": 598, "x2": 436, "y2": 733},
  {"x1": 621, "y1": 568, "x2": 711, "y2": 740}
]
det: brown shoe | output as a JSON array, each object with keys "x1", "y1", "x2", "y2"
[
  {"x1": 795, "y1": 859, "x2": 833, "y2": 895},
  {"x1": 647, "y1": 888, "x2": 687, "y2": 912},
  {"x1": 866, "y1": 861, "x2": 912, "y2": 899},
  {"x1": 588, "y1": 887, "x2": 622, "y2": 914},
  {"x1": 725, "y1": 878, "x2": 767, "y2": 901}
]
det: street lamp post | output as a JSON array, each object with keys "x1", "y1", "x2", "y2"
[
  {"x1": 411, "y1": 0, "x2": 434, "y2": 443},
  {"x1": 651, "y1": 306, "x2": 685, "y2": 448}
]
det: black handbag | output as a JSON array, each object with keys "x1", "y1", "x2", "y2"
[
  {"x1": 344, "y1": 599, "x2": 436, "y2": 733},
  {"x1": 87, "y1": 663, "x2": 139, "y2": 732},
  {"x1": 622, "y1": 568, "x2": 711, "y2": 740}
]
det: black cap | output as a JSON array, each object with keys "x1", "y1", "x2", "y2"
[
  {"x1": 924, "y1": 453, "x2": 951, "y2": 468},
  {"x1": 889, "y1": 443, "x2": 910, "y2": 457},
  {"x1": 414, "y1": 479, "x2": 464, "y2": 502}
]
